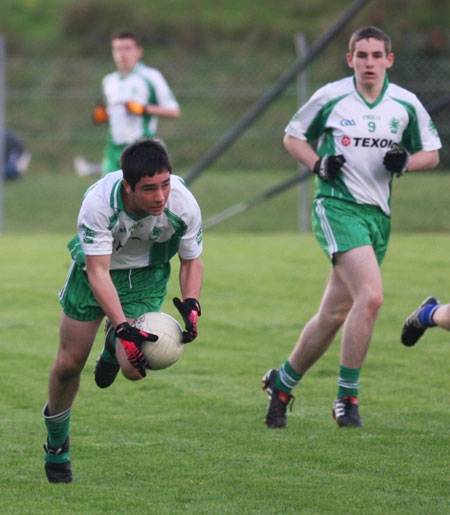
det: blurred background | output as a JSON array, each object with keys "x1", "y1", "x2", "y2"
[{"x1": 1, "y1": 0, "x2": 449, "y2": 232}]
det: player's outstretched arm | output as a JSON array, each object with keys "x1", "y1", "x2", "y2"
[
  {"x1": 125, "y1": 101, "x2": 181, "y2": 119},
  {"x1": 145, "y1": 104, "x2": 181, "y2": 119},
  {"x1": 174, "y1": 257, "x2": 203, "y2": 343}
]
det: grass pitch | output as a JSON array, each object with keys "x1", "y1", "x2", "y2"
[
  {"x1": 0, "y1": 231, "x2": 449, "y2": 514},
  {"x1": 4, "y1": 169, "x2": 450, "y2": 234}
]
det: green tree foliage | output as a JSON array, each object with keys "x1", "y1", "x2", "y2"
[{"x1": 1, "y1": 0, "x2": 448, "y2": 56}]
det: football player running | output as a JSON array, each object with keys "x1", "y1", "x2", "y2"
[
  {"x1": 93, "y1": 31, "x2": 180, "y2": 176},
  {"x1": 43, "y1": 139, "x2": 203, "y2": 482},
  {"x1": 262, "y1": 26, "x2": 441, "y2": 429}
]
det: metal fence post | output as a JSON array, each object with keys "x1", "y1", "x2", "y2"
[
  {"x1": 184, "y1": 0, "x2": 373, "y2": 184},
  {"x1": 0, "y1": 35, "x2": 5, "y2": 234},
  {"x1": 294, "y1": 33, "x2": 310, "y2": 233}
]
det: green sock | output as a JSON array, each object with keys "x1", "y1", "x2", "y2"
[
  {"x1": 43, "y1": 403, "x2": 71, "y2": 463},
  {"x1": 101, "y1": 325, "x2": 119, "y2": 365},
  {"x1": 275, "y1": 360, "x2": 303, "y2": 393},
  {"x1": 337, "y1": 365, "x2": 361, "y2": 398}
]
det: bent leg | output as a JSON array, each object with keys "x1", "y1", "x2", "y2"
[
  {"x1": 288, "y1": 268, "x2": 354, "y2": 375},
  {"x1": 48, "y1": 313, "x2": 103, "y2": 414},
  {"x1": 44, "y1": 313, "x2": 102, "y2": 479},
  {"x1": 265, "y1": 262, "x2": 354, "y2": 428},
  {"x1": 432, "y1": 304, "x2": 450, "y2": 330},
  {"x1": 334, "y1": 245, "x2": 383, "y2": 368}
]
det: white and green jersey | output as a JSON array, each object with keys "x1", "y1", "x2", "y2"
[
  {"x1": 70, "y1": 172, "x2": 202, "y2": 270},
  {"x1": 285, "y1": 76, "x2": 441, "y2": 215},
  {"x1": 102, "y1": 62, "x2": 179, "y2": 145}
]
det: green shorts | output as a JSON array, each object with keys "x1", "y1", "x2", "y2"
[
  {"x1": 312, "y1": 197, "x2": 390, "y2": 265},
  {"x1": 59, "y1": 261, "x2": 170, "y2": 321},
  {"x1": 102, "y1": 142, "x2": 127, "y2": 176}
]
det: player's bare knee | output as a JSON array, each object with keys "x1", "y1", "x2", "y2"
[
  {"x1": 362, "y1": 291, "x2": 383, "y2": 316},
  {"x1": 52, "y1": 354, "x2": 84, "y2": 379}
]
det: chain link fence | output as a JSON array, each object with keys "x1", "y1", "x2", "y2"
[{"x1": 6, "y1": 50, "x2": 449, "y2": 176}]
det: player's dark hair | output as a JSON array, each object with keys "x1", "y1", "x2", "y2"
[
  {"x1": 121, "y1": 138, "x2": 172, "y2": 190},
  {"x1": 349, "y1": 26, "x2": 392, "y2": 55},
  {"x1": 111, "y1": 30, "x2": 141, "y2": 46}
]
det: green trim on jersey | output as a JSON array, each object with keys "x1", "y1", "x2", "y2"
[
  {"x1": 109, "y1": 179, "x2": 151, "y2": 222},
  {"x1": 306, "y1": 94, "x2": 356, "y2": 203},
  {"x1": 305, "y1": 94, "x2": 349, "y2": 143},
  {"x1": 285, "y1": 74, "x2": 440, "y2": 217},
  {"x1": 150, "y1": 208, "x2": 188, "y2": 264},
  {"x1": 110, "y1": 179, "x2": 122, "y2": 210},
  {"x1": 134, "y1": 63, "x2": 157, "y2": 104},
  {"x1": 67, "y1": 235, "x2": 85, "y2": 267},
  {"x1": 176, "y1": 175, "x2": 189, "y2": 188},
  {"x1": 314, "y1": 173, "x2": 357, "y2": 204},
  {"x1": 317, "y1": 129, "x2": 336, "y2": 156},
  {"x1": 315, "y1": 128, "x2": 358, "y2": 202},
  {"x1": 392, "y1": 98, "x2": 423, "y2": 153},
  {"x1": 354, "y1": 76, "x2": 389, "y2": 109},
  {"x1": 108, "y1": 179, "x2": 124, "y2": 229},
  {"x1": 135, "y1": 64, "x2": 158, "y2": 138},
  {"x1": 109, "y1": 211, "x2": 120, "y2": 231},
  {"x1": 84, "y1": 181, "x2": 99, "y2": 199}
]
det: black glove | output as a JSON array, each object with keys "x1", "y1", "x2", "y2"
[
  {"x1": 173, "y1": 298, "x2": 201, "y2": 343},
  {"x1": 313, "y1": 155, "x2": 346, "y2": 180},
  {"x1": 383, "y1": 144, "x2": 410, "y2": 177},
  {"x1": 115, "y1": 322, "x2": 158, "y2": 377}
]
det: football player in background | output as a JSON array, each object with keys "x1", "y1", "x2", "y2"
[
  {"x1": 3, "y1": 130, "x2": 31, "y2": 179},
  {"x1": 262, "y1": 26, "x2": 441, "y2": 429},
  {"x1": 75, "y1": 30, "x2": 180, "y2": 177},
  {"x1": 43, "y1": 139, "x2": 203, "y2": 483},
  {"x1": 401, "y1": 297, "x2": 450, "y2": 346}
]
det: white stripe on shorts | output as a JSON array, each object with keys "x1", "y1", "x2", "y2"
[
  {"x1": 315, "y1": 198, "x2": 338, "y2": 258},
  {"x1": 58, "y1": 260, "x2": 76, "y2": 301}
]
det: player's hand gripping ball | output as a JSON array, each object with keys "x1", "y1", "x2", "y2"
[
  {"x1": 132, "y1": 312, "x2": 184, "y2": 370},
  {"x1": 115, "y1": 322, "x2": 157, "y2": 377},
  {"x1": 173, "y1": 298, "x2": 201, "y2": 343}
]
